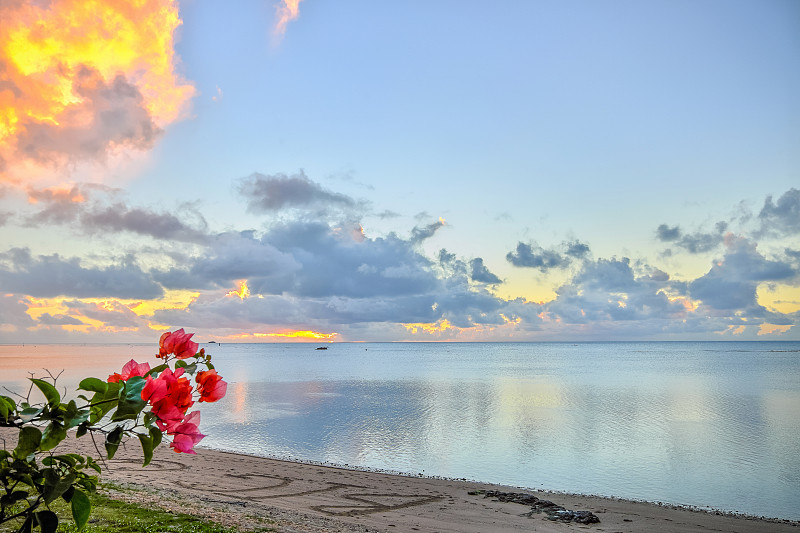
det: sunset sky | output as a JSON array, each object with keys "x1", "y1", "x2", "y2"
[{"x1": 1, "y1": 0, "x2": 798, "y2": 342}]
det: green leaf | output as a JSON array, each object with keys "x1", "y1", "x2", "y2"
[
  {"x1": 78, "y1": 377, "x2": 107, "y2": 394},
  {"x1": 111, "y1": 376, "x2": 147, "y2": 421},
  {"x1": 52, "y1": 454, "x2": 83, "y2": 467},
  {"x1": 88, "y1": 381, "x2": 121, "y2": 424},
  {"x1": 143, "y1": 412, "x2": 157, "y2": 428},
  {"x1": 151, "y1": 425, "x2": 163, "y2": 449},
  {"x1": 30, "y1": 378, "x2": 61, "y2": 407},
  {"x1": 138, "y1": 433, "x2": 154, "y2": 467},
  {"x1": 75, "y1": 422, "x2": 89, "y2": 438},
  {"x1": 0, "y1": 395, "x2": 16, "y2": 422},
  {"x1": 14, "y1": 426, "x2": 42, "y2": 459},
  {"x1": 19, "y1": 406, "x2": 43, "y2": 423},
  {"x1": 40, "y1": 421, "x2": 67, "y2": 452},
  {"x1": 43, "y1": 471, "x2": 76, "y2": 504},
  {"x1": 35, "y1": 510, "x2": 59, "y2": 533},
  {"x1": 104, "y1": 425, "x2": 123, "y2": 459},
  {"x1": 0, "y1": 490, "x2": 29, "y2": 506},
  {"x1": 71, "y1": 488, "x2": 91, "y2": 530},
  {"x1": 86, "y1": 456, "x2": 101, "y2": 474},
  {"x1": 64, "y1": 400, "x2": 90, "y2": 429},
  {"x1": 145, "y1": 363, "x2": 168, "y2": 377}
]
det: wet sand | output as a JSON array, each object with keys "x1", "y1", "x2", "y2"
[{"x1": 2, "y1": 427, "x2": 796, "y2": 533}]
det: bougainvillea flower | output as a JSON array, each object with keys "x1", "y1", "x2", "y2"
[
  {"x1": 141, "y1": 366, "x2": 195, "y2": 432},
  {"x1": 158, "y1": 328, "x2": 199, "y2": 359},
  {"x1": 142, "y1": 366, "x2": 181, "y2": 403},
  {"x1": 195, "y1": 369, "x2": 227, "y2": 403},
  {"x1": 107, "y1": 359, "x2": 151, "y2": 383},
  {"x1": 168, "y1": 411, "x2": 205, "y2": 454},
  {"x1": 141, "y1": 375, "x2": 168, "y2": 403},
  {"x1": 151, "y1": 401, "x2": 188, "y2": 432}
]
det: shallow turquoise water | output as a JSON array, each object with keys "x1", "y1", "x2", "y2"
[{"x1": 2, "y1": 341, "x2": 799, "y2": 519}]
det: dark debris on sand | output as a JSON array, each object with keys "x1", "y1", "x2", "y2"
[{"x1": 468, "y1": 490, "x2": 601, "y2": 525}]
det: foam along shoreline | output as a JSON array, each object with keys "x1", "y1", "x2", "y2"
[{"x1": 2, "y1": 427, "x2": 797, "y2": 533}]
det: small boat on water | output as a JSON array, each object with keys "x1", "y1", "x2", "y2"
[{"x1": 315, "y1": 346, "x2": 328, "y2": 350}]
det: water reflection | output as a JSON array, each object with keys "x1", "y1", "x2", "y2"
[
  {"x1": 3, "y1": 342, "x2": 799, "y2": 520},
  {"x1": 199, "y1": 342, "x2": 800, "y2": 520}
]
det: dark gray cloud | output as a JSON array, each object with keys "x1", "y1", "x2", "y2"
[
  {"x1": 410, "y1": 219, "x2": 446, "y2": 244},
  {"x1": 153, "y1": 221, "x2": 520, "y2": 332},
  {"x1": 156, "y1": 221, "x2": 441, "y2": 300},
  {"x1": 375, "y1": 210, "x2": 401, "y2": 219},
  {"x1": 0, "y1": 294, "x2": 36, "y2": 328},
  {"x1": 506, "y1": 240, "x2": 590, "y2": 271},
  {"x1": 689, "y1": 236, "x2": 797, "y2": 312},
  {"x1": 507, "y1": 242, "x2": 567, "y2": 270},
  {"x1": 80, "y1": 203, "x2": 208, "y2": 243},
  {"x1": 37, "y1": 313, "x2": 86, "y2": 326},
  {"x1": 14, "y1": 68, "x2": 160, "y2": 165},
  {"x1": 237, "y1": 171, "x2": 357, "y2": 213},
  {"x1": 0, "y1": 248, "x2": 163, "y2": 299},
  {"x1": 656, "y1": 224, "x2": 681, "y2": 241},
  {"x1": 655, "y1": 221, "x2": 727, "y2": 254},
  {"x1": 23, "y1": 184, "x2": 209, "y2": 243},
  {"x1": 469, "y1": 258, "x2": 502, "y2": 284},
  {"x1": 62, "y1": 299, "x2": 143, "y2": 328},
  {"x1": 154, "y1": 230, "x2": 300, "y2": 291},
  {"x1": 544, "y1": 257, "x2": 687, "y2": 325},
  {"x1": 758, "y1": 188, "x2": 800, "y2": 237},
  {"x1": 565, "y1": 240, "x2": 591, "y2": 259}
]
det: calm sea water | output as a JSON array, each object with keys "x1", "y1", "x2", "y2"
[{"x1": 1, "y1": 341, "x2": 799, "y2": 520}]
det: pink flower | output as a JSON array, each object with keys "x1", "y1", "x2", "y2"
[
  {"x1": 141, "y1": 367, "x2": 184, "y2": 403},
  {"x1": 141, "y1": 367, "x2": 195, "y2": 432},
  {"x1": 158, "y1": 328, "x2": 199, "y2": 360},
  {"x1": 168, "y1": 411, "x2": 205, "y2": 454},
  {"x1": 108, "y1": 359, "x2": 151, "y2": 383},
  {"x1": 195, "y1": 369, "x2": 227, "y2": 403},
  {"x1": 151, "y1": 401, "x2": 187, "y2": 432}
]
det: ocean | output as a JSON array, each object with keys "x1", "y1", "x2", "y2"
[{"x1": 1, "y1": 341, "x2": 799, "y2": 520}]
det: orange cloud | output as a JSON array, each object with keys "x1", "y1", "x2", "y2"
[
  {"x1": 26, "y1": 185, "x2": 86, "y2": 204},
  {"x1": 226, "y1": 280, "x2": 251, "y2": 300},
  {"x1": 0, "y1": 0, "x2": 194, "y2": 183},
  {"x1": 22, "y1": 290, "x2": 198, "y2": 335},
  {"x1": 224, "y1": 330, "x2": 338, "y2": 342},
  {"x1": 758, "y1": 323, "x2": 793, "y2": 336},
  {"x1": 402, "y1": 319, "x2": 457, "y2": 335},
  {"x1": 272, "y1": 0, "x2": 303, "y2": 44}
]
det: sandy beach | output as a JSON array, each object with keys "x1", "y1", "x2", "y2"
[{"x1": 2, "y1": 427, "x2": 796, "y2": 533}]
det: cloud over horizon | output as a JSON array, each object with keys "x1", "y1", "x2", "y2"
[{"x1": 1, "y1": 172, "x2": 797, "y2": 342}]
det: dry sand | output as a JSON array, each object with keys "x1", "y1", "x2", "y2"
[{"x1": 2, "y1": 428, "x2": 798, "y2": 532}]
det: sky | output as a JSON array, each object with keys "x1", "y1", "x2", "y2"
[{"x1": 0, "y1": 0, "x2": 798, "y2": 343}]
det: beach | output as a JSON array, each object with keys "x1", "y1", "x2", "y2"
[{"x1": 2, "y1": 427, "x2": 796, "y2": 533}]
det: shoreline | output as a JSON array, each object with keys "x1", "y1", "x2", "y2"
[
  {"x1": 0, "y1": 428, "x2": 800, "y2": 533},
  {"x1": 2, "y1": 427, "x2": 798, "y2": 532},
  {"x1": 104, "y1": 445, "x2": 800, "y2": 532},
  {"x1": 193, "y1": 445, "x2": 798, "y2": 524}
]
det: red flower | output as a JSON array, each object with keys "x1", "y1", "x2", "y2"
[
  {"x1": 108, "y1": 359, "x2": 151, "y2": 383},
  {"x1": 141, "y1": 367, "x2": 194, "y2": 432},
  {"x1": 195, "y1": 369, "x2": 227, "y2": 403},
  {"x1": 158, "y1": 328, "x2": 199, "y2": 359},
  {"x1": 168, "y1": 411, "x2": 205, "y2": 454}
]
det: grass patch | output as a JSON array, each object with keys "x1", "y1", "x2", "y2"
[{"x1": 1, "y1": 487, "x2": 274, "y2": 532}]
